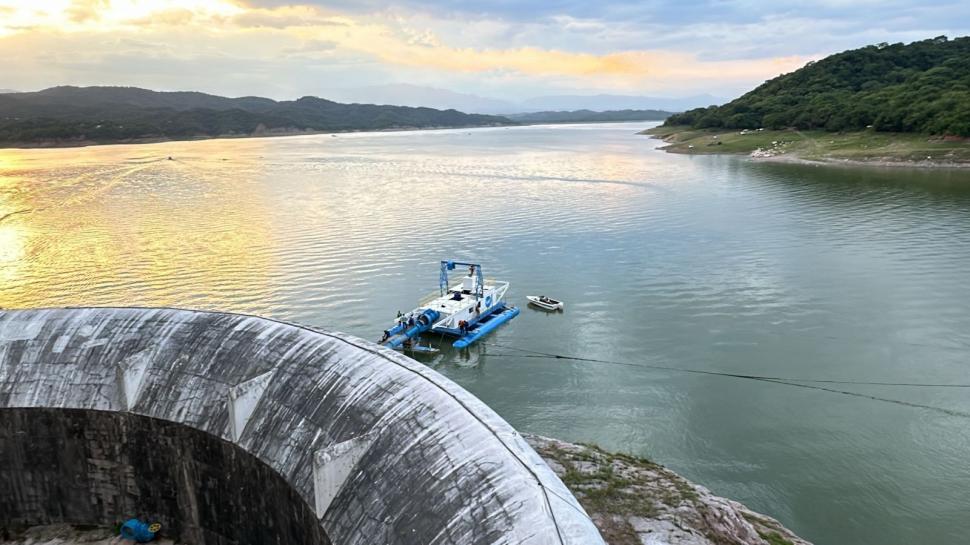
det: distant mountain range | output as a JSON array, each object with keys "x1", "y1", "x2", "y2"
[
  {"x1": 0, "y1": 86, "x2": 512, "y2": 146},
  {"x1": 518, "y1": 94, "x2": 723, "y2": 114},
  {"x1": 0, "y1": 85, "x2": 708, "y2": 147},
  {"x1": 323, "y1": 84, "x2": 723, "y2": 114},
  {"x1": 324, "y1": 84, "x2": 517, "y2": 115},
  {"x1": 504, "y1": 109, "x2": 673, "y2": 123}
]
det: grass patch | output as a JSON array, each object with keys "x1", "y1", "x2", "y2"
[
  {"x1": 545, "y1": 444, "x2": 659, "y2": 518},
  {"x1": 578, "y1": 441, "x2": 662, "y2": 469},
  {"x1": 759, "y1": 530, "x2": 796, "y2": 545},
  {"x1": 540, "y1": 440, "x2": 704, "y2": 519}
]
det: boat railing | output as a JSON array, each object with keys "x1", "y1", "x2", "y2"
[
  {"x1": 420, "y1": 278, "x2": 508, "y2": 304},
  {"x1": 489, "y1": 280, "x2": 510, "y2": 302}
]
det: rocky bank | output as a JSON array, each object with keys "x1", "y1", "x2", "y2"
[{"x1": 525, "y1": 435, "x2": 811, "y2": 545}]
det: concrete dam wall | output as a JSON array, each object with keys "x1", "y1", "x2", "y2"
[{"x1": 0, "y1": 308, "x2": 604, "y2": 545}]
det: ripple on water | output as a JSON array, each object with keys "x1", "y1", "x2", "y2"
[{"x1": 2, "y1": 125, "x2": 970, "y2": 545}]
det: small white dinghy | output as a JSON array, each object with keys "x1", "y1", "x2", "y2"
[{"x1": 527, "y1": 295, "x2": 564, "y2": 311}]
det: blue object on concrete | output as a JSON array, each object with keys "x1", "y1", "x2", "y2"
[{"x1": 120, "y1": 519, "x2": 158, "y2": 542}]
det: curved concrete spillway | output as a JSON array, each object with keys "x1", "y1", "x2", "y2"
[{"x1": 0, "y1": 308, "x2": 604, "y2": 545}]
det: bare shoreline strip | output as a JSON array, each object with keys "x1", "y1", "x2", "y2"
[
  {"x1": 748, "y1": 153, "x2": 970, "y2": 170},
  {"x1": 0, "y1": 123, "x2": 513, "y2": 150},
  {"x1": 646, "y1": 132, "x2": 970, "y2": 171}
]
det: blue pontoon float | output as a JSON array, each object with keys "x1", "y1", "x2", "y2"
[{"x1": 380, "y1": 260, "x2": 519, "y2": 351}]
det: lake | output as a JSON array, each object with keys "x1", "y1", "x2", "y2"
[{"x1": 2, "y1": 123, "x2": 969, "y2": 545}]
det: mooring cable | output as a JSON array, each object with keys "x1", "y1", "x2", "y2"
[
  {"x1": 479, "y1": 342, "x2": 970, "y2": 417},
  {"x1": 481, "y1": 341, "x2": 970, "y2": 387}
]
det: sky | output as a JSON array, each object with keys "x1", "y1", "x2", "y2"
[{"x1": 0, "y1": 0, "x2": 968, "y2": 103}]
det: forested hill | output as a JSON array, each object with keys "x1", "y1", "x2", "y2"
[
  {"x1": 665, "y1": 36, "x2": 970, "y2": 136},
  {"x1": 0, "y1": 86, "x2": 512, "y2": 145}
]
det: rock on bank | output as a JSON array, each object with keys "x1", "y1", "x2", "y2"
[{"x1": 527, "y1": 436, "x2": 811, "y2": 545}]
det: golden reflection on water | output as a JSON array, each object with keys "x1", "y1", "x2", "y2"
[
  {"x1": 0, "y1": 129, "x2": 676, "y2": 313},
  {"x1": 0, "y1": 150, "x2": 30, "y2": 290},
  {"x1": 0, "y1": 141, "x2": 277, "y2": 313},
  {"x1": 0, "y1": 224, "x2": 26, "y2": 283},
  {"x1": 3, "y1": 126, "x2": 970, "y2": 545}
]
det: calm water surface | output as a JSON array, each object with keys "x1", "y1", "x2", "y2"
[{"x1": 2, "y1": 123, "x2": 970, "y2": 545}]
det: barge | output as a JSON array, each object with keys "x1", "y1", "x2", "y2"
[{"x1": 380, "y1": 260, "x2": 519, "y2": 351}]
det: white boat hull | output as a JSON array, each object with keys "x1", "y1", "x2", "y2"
[{"x1": 527, "y1": 296, "x2": 563, "y2": 311}]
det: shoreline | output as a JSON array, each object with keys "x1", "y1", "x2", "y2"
[
  {"x1": 0, "y1": 119, "x2": 665, "y2": 150},
  {"x1": 750, "y1": 153, "x2": 970, "y2": 170},
  {"x1": 0, "y1": 123, "x2": 515, "y2": 150},
  {"x1": 645, "y1": 126, "x2": 970, "y2": 170}
]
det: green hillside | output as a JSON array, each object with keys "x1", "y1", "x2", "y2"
[
  {"x1": 0, "y1": 86, "x2": 513, "y2": 145},
  {"x1": 665, "y1": 36, "x2": 970, "y2": 136}
]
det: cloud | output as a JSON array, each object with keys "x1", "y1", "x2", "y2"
[
  {"x1": 231, "y1": 6, "x2": 349, "y2": 29},
  {"x1": 0, "y1": 1, "x2": 816, "y2": 99},
  {"x1": 242, "y1": 0, "x2": 969, "y2": 30},
  {"x1": 1, "y1": 0, "x2": 965, "y2": 101},
  {"x1": 0, "y1": 0, "x2": 243, "y2": 35},
  {"x1": 66, "y1": 0, "x2": 111, "y2": 23},
  {"x1": 280, "y1": 39, "x2": 340, "y2": 59}
]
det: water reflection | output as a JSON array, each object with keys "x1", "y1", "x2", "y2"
[
  {"x1": 2, "y1": 125, "x2": 970, "y2": 545},
  {"x1": 0, "y1": 142, "x2": 277, "y2": 312}
]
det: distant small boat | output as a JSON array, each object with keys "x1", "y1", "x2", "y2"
[{"x1": 527, "y1": 295, "x2": 563, "y2": 311}]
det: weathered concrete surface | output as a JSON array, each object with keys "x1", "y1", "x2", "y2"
[
  {"x1": 527, "y1": 436, "x2": 811, "y2": 545},
  {"x1": 0, "y1": 523, "x2": 175, "y2": 545},
  {"x1": 0, "y1": 408, "x2": 327, "y2": 545},
  {"x1": 0, "y1": 307, "x2": 605, "y2": 545}
]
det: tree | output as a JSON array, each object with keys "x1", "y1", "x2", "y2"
[{"x1": 663, "y1": 36, "x2": 970, "y2": 136}]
